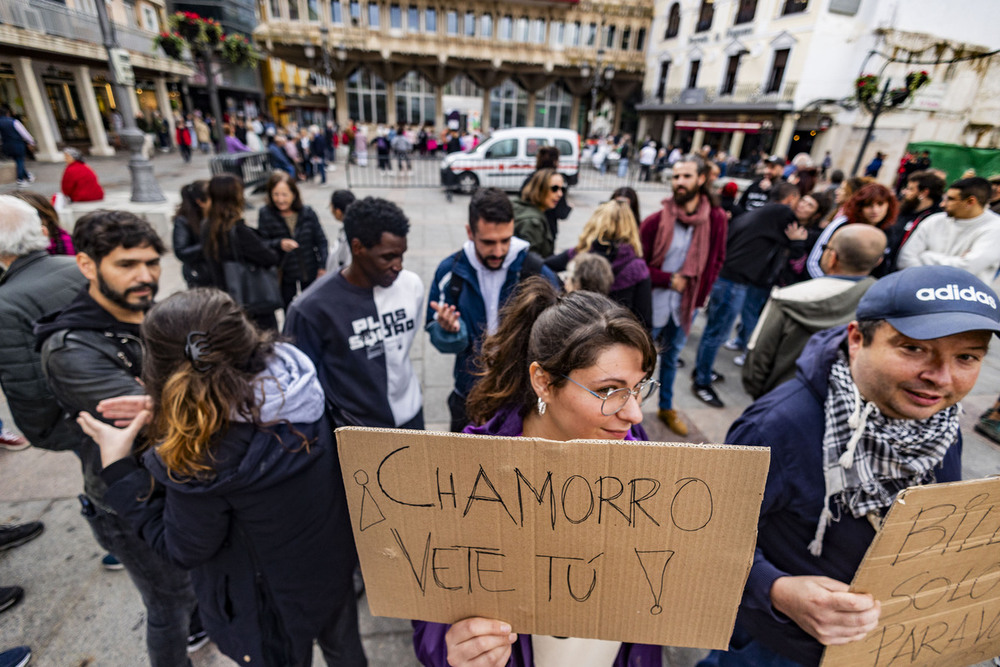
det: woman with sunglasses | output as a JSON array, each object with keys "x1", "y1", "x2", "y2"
[
  {"x1": 77, "y1": 289, "x2": 364, "y2": 667},
  {"x1": 414, "y1": 276, "x2": 662, "y2": 667},
  {"x1": 511, "y1": 168, "x2": 565, "y2": 258}
]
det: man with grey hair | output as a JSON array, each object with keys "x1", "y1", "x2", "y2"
[
  {"x1": 0, "y1": 194, "x2": 85, "y2": 618},
  {"x1": 0, "y1": 195, "x2": 85, "y2": 449}
]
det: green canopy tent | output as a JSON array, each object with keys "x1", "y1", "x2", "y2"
[{"x1": 906, "y1": 141, "x2": 1000, "y2": 184}]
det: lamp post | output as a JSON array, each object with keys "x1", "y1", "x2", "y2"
[
  {"x1": 849, "y1": 74, "x2": 924, "y2": 176},
  {"x1": 93, "y1": 0, "x2": 165, "y2": 202},
  {"x1": 320, "y1": 26, "x2": 334, "y2": 124}
]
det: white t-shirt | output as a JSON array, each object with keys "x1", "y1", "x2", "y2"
[{"x1": 532, "y1": 635, "x2": 623, "y2": 667}]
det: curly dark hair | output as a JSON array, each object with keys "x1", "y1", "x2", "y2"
[
  {"x1": 343, "y1": 196, "x2": 410, "y2": 248},
  {"x1": 73, "y1": 210, "x2": 165, "y2": 264}
]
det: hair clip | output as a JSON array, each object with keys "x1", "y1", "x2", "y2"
[{"x1": 184, "y1": 331, "x2": 213, "y2": 372}]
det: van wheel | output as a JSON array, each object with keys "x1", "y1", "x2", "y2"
[{"x1": 457, "y1": 172, "x2": 479, "y2": 194}]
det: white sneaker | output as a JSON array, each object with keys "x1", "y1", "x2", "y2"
[
  {"x1": 733, "y1": 354, "x2": 746, "y2": 367},
  {"x1": 27, "y1": 172, "x2": 35, "y2": 183},
  {"x1": 723, "y1": 338, "x2": 742, "y2": 351}
]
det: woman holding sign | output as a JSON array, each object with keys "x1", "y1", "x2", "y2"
[
  {"x1": 413, "y1": 277, "x2": 663, "y2": 666},
  {"x1": 75, "y1": 289, "x2": 365, "y2": 667}
]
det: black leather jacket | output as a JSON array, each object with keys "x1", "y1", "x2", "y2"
[{"x1": 35, "y1": 288, "x2": 146, "y2": 508}]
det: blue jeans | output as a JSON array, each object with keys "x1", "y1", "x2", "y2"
[
  {"x1": 695, "y1": 278, "x2": 747, "y2": 386},
  {"x1": 617, "y1": 158, "x2": 629, "y2": 178},
  {"x1": 83, "y1": 499, "x2": 197, "y2": 667},
  {"x1": 735, "y1": 284, "x2": 771, "y2": 350},
  {"x1": 652, "y1": 319, "x2": 688, "y2": 411},
  {"x1": 11, "y1": 153, "x2": 28, "y2": 181}
]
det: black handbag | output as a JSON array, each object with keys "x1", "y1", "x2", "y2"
[{"x1": 222, "y1": 227, "x2": 283, "y2": 315}]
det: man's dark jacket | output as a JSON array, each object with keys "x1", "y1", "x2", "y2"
[
  {"x1": 35, "y1": 288, "x2": 145, "y2": 505},
  {"x1": 728, "y1": 325, "x2": 961, "y2": 666},
  {"x1": 718, "y1": 203, "x2": 802, "y2": 288},
  {"x1": 0, "y1": 251, "x2": 85, "y2": 449}
]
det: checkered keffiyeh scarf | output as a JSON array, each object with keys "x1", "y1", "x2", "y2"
[{"x1": 809, "y1": 353, "x2": 960, "y2": 556}]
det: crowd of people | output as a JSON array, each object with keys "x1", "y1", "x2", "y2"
[{"x1": 0, "y1": 142, "x2": 1000, "y2": 667}]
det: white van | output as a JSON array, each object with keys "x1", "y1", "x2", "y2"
[{"x1": 440, "y1": 127, "x2": 580, "y2": 194}]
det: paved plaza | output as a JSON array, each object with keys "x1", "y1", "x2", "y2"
[{"x1": 2, "y1": 150, "x2": 1000, "y2": 666}]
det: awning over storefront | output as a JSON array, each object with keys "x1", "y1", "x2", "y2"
[{"x1": 674, "y1": 120, "x2": 762, "y2": 133}]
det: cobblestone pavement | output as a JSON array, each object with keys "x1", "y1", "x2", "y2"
[{"x1": 1, "y1": 149, "x2": 999, "y2": 666}]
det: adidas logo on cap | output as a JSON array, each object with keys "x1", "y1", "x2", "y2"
[{"x1": 915, "y1": 284, "x2": 997, "y2": 310}]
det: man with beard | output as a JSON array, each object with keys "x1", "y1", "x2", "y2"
[
  {"x1": 427, "y1": 187, "x2": 560, "y2": 432},
  {"x1": 690, "y1": 182, "x2": 805, "y2": 408},
  {"x1": 35, "y1": 211, "x2": 200, "y2": 667},
  {"x1": 882, "y1": 170, "x2": 944, "y2": 274},
  {"x1": 640, "y1": 155, "x2": 727, "y2": 435}
]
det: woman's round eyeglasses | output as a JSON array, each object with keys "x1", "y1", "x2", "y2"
[{"x1": 560, "y1": 375, "x2": 659, "y2": 416}]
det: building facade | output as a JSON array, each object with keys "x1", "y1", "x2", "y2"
[
  {"x1": 637, "y1": 0, "x2": 1000, "y2": 178},
  {"x1": 0, "y1": 0, "x2": 193, "y2": 161},
  {"x1": 254, "y1": 0, "x2": 653, "y2": 134}
]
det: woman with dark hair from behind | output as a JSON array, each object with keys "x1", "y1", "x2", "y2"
[
  {"x1": 545, "y1": 200, "x2": 652, "y2": 327},
  {"x1": 610, "y1": 186, "x2": 640, "y2": 227},
  {"x1": 414, "y1": 277, "x2": 662, "y2": 667},
  {"x1": 172, "y1": 180, "x2": 212, "y2": 287},
  {"x1": 256, "y1": 171, "x2": 329, "y2": 307},
  {"x1": 77, "y1": 288, "x2": 365, "y2": 667},
  {"x1": 9, "y1": 190, "x2": 74, "y2": 255},
  {"x1": 202, "y1": 173, "x2": 280, "y2": 329}
]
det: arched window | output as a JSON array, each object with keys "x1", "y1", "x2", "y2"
[
  {"x1": 535, "y1": 82, "x2": 573, "y2": 128},
  {"x1": 490, "y1": 79, "x2": 528, "y2": 129},
  {"x1": 665, "y1": 3, "x2": 680, "y2": 39},
  {"x1": 395, "y1": 71, "x2": 436, "y2": 125},
  {"x1": 696, "y1": 0, "x2": 713, "y2": 32}
]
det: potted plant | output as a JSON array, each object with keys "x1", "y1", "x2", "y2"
[
  {"x1": 905, "y1": 70, "x2": 931, "y2": 93},
  {"x1": 220, "y1": 34, "x2": 260, "y2": 68},
  {"x1": 855, "y1": 74, "x2": 879, "y2": 103},
  {"x1": 154, "y1": 31, "x2": 186, "y2": 59}
]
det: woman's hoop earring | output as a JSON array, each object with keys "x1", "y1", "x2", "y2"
[{"x1": 537, "y1": 397, "x2": 547, "y2": 416}]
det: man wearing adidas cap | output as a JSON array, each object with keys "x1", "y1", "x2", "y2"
[{"x1": 698, "y1": 265, "x2": 1000, "y2": 667}]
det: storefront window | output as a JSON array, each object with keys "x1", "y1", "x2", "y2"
[
  {"x1": 489, "y1": 79, "x2": 527, "y2": 129},
  {"x1": 395, "y1": 70, "x2": 435, "y2": 125},
  {"x1": 534, "y1": 82, "x2": 572, "y2": 128}
]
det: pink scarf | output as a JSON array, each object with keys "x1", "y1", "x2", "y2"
[{"x1": 650, "y1": 195, "x2": 712, "y2": 332}]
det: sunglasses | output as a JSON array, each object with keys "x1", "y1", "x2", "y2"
[{"x1": 550, "y1": 184, "x2": 564, "y2": 193}]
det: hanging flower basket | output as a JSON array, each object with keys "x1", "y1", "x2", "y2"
[
  {"x1": 154, "y1": 32, "x2": 186, "y2": 59},
  {"x1": 889, "y1": 87, "x2": 910, "y2": 106},
  {"x1": 220, "y1": 34, "x2": 261, "y2": 69},
  {"x1": 171, "y1": 11, "x2": 205, "y2": 43},
  {"x1": 855, "y1": 74, "x2": 879, "y2": 103},
  {"x1": 906, "y1": 70, "x2": 931, "y2": 93}
]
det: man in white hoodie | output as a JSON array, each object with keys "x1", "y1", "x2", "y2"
[{"x1": 897, "y1": 176, "x2": 1000, "y2": 283}]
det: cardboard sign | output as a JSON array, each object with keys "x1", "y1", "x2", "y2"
[
  {"x1": 336, "y1": 428, "x2": 769, "y2": 648},
  {"x1": 822, "y1": 477, "x2": 1000, "y2": 667}
]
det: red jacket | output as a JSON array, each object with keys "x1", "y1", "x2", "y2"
[{"x1": 61, "y1": 161, "x2": 104, "y2": 202}]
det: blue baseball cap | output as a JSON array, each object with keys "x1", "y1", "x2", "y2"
[{"x1": 856, "y1": 266, "x2": 1000, "y2": 339}]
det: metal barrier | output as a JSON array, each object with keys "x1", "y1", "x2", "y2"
[
  {"x1": 343, "y1": 151, "x2": 668, "y2": 197},
  {"x1": 209, "y1": 151, "x2": 272, "y2": 192}
]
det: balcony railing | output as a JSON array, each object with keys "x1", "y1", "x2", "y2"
[
  {"x1": 0, "y1": 0, "x2": 163, "y2": 57},
  {"x1": 642, "y1": 81, "x2": 798, "y2": 107}
]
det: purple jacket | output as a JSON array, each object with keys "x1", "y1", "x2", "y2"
[{"x1": 412, "y1": 406, "x2": 662, "y2": 667}]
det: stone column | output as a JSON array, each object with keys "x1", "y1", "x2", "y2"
[
  {"x1": 729, "y1": 130, "x2": 746, "y2": 160},
  {"x1": 691, "y1": 128, "x2": 705, "y2": 153},
  {"x1": 154, "y1": 76, "x2": 176, "y2": 149},
  {"x1": 334, "y1": 77, "x2": 349, "y2": 128},
  {"x1": 660, "y1": 113, "x2": 674, "y2": 146},
  {"x1": 569, "y1": 96, "x2": 580, "y2": 132},
  {"x1": 526, "y1": 91, "x2": 537, "y2": 127},
  {"x1": 74, "y1": 65, "x2": 115, "y2": 156},
  {"x1": 435, "y1": 84, "x2": 444, "y2": 130},
  {"x1": 386, "y1": 80, "x2": 397, "y2": 126},
  {"x1": 613, "y1": 99, "x2": 624, "y2": 134},
  {"x1": 636, "y1": 115, "x2": 649, "y2": 142},
  {"x1": 481, "y1": 87, "x2": 492, "y2": 133},
  {"x1": 773, "y1": 113, "x2": 797, "y2": 158},
  {"x1": 13, "y1": 57, "x2": 61, "y2": 161}
]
